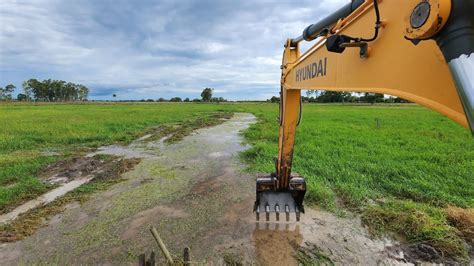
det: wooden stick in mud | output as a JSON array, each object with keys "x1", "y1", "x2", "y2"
[
  {"x1": 150, "y1": 226, "x2": 174, "y2": 264},
  {"x1": 183, "y1": 247, "x2": 191, "y2": 266}
]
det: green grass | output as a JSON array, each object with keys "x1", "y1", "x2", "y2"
[
  {"x1": 362, "y1": 199, "x2": 468, "y2": 260},
  {"x1": 241, "y1": 104, "x2": 473, "y2": 209},
  {"x1": 0, "y1": 102, "x2": 232, "y2": 212},
  {"x1": 1, "y1": 102, "x2": 472, "y2": 260},
  {"x1": 239, "y1": 103, "x2": 473, "y2": 261}
]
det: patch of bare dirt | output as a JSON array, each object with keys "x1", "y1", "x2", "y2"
[
  {"x1": 254, "y1": 226, "x2": 303, "y2": 266},
  {"x1": 39, "y1": 155, "x2": 139, "y2": 185},
  {"x1": 0, "y1": 157, "x2": 140, "y2": 242}
]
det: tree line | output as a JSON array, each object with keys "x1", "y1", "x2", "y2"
[
  {"x1": 0, "y1": 79, "x2": 89, "y2": 102},
  {"x1": 268, "y1": 90, "x2": 410, "y2": 104},
  {"x1": 111, "y1": 88, "x2": 228, "y2": 103},
  {"x1": 154, "y1": 88, "x2": 226, "y2": 102},
  {"x1": 0, "y1": 84, "x2": 16, "y2": 101}
]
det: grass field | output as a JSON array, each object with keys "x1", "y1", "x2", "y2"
[
  {"x1": 0, "y1": 103, "x2": 231, "y2": 212},
  {"x1": 242, "y1": 104, "x2": 473, "y2": 209},
  {"x1": 1, "y1": 102, "x2": 473, "y2": 260},
  {"x1": 240, "y1": 104, "x2": 473, "y2": 260}
]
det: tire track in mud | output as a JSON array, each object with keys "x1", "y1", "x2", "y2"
[{"x1": 0, "y1": 113, "x2": 403, "y2": 265}]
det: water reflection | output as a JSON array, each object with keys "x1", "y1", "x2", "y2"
[{"x1": 253, "y1": 223, "x2": 303, "y2": 266}]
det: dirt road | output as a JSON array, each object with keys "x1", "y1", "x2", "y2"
[{"x1": 0, "y1": 113, "x2": 402, "y2": 265}]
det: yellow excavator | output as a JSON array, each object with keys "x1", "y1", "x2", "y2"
[{"x1": 255, "y1": 0, "x2": 474, "y2": 221}]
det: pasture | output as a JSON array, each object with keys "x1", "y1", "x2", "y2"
[
  {"x1": 0, "y1": 103, "x2": 230, "y2": 212},
  {"x1": 1, "y1": 102, "x2": 472, "y2": 260}
]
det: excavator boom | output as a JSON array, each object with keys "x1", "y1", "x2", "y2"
[{"x1": 255, "y1": 0, "x2": 474, "y2": 222}]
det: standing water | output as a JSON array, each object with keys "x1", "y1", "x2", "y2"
[{"x1": 0, "y1": 113, "x2": 402, "y2": 265}]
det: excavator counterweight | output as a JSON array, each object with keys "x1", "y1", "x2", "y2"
[{"x1": 255, "y1": 0, "x2": 474, "y2": 222}]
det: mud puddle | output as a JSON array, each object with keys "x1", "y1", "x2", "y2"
[
  {"x1": 0, "y1": 177, "x2": 93, "y2": 224},
  {"x1": 0, "y1": 155, "x2": 140, "y2": 224},
  {"x1": 0, "y1": 113, "x2": 404, "y2": 265}
]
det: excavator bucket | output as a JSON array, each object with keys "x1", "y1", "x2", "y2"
[{"x1": 254, "y1": 174, "x2": 306, "y2": 222}]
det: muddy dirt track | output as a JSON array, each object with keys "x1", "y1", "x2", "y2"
[{"x1": 0, "y1": 113, "x2": 404, "y2": 265}]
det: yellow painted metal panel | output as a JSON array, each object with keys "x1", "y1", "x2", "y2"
[{"x1": 282, "y1": 0, "x2": 467, "y2": 128}]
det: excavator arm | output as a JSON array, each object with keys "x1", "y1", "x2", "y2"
[{"x1": 255, "y1": 0, "x2": 474, "y2": 222}]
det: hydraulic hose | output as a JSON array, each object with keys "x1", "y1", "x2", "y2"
[{"x1": 358, "y1": 0, "x2": 381, "y2": 42}]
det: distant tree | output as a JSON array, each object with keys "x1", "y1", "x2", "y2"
[
  {"x1": 77, "y1": 84, "x2": 88, "y2": 101},
  {"x1": 22, "y1": 80, "x2": 33, "y2": 100},
  {"x1": 0, "y1": 84, "x2": 16, "y2": 101},
  {"x1": 317, "y1": 91, "x2": 350, "y2": 103},
  {"x1": 192, "y1": 98, "x2": 201, "y2": 102},
  {"x1": 211, "y1": 97, "x2": 227, "y2": 103},
  {"x1": 394, "y1": 97, "x2": 411, "y2": 103},
  {"x1": 157, "y1": 97, "x2": 166, "y2": 102},
  {"x1": 201, "y1": 88, "x2": 213, "y2": 102},
  {"x1": 17, "y1": 93, "x2": 28, "y2": 101},
  {"x1": 5, "y1": 84, "x2": 15, "y2": 90},
  {"x1": 169, "y1": 97, "x2": 182, "y2": 102},
  {"x1": 21, "y1": 79, "x2": 89, "y2": 102},
  {"x1": 269, "y1": 96, "x2": 280, "y2": 103},
  {"x1": 146, "y1": 99, "x2": 154, "y2": 102},
  {"x1": 184, "y1": 98, "x2": 190, "y2": 102},
  {"x1": 374, "y1": 93, "x2": 384, "y2": 103},
  {"x1": 361, "y1": 93, "x2": 384, "y2": 104}
]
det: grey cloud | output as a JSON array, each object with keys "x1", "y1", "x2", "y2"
[{"x1": 0, "y1": 0, "x2": 349, "y2": 100}]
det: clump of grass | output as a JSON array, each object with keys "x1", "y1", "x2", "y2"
[
  {"x1": 0, "y1": 158, "x2": 139, "y2": 242},
  {"x1": 159, "y1": 112, "x2": 233, "y2": 143},
  {"x1": 445, "y1": 206, "x2": 474, "y2": 246},
  {"x1": 294, "y1": 243, "x2": 334, "y2": 265},
  {"x1": 221, "y1": 252, "x2": 243, "y2": 266},
  {"x1": 362, "y1": 199, "x2": 469, "y2": 261}
]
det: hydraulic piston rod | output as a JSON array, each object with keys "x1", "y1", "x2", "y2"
[{"x1": 291, "y1": 0, "x2": 365, "y2": 46}]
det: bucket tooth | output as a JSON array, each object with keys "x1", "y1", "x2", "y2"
[
  {"x1": 275, "y1": 205, "x2": 280, "y2": 221},
  {"x1": 295, "y1": 206, "x2": 300, "y2": 222},
  {"x1": 255, "y1": 173, "x2": 306, "y2": 222}
]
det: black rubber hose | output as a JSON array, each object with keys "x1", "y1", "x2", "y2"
[
  {"x1": 359, "y1": 0, "x2": 381, "y2": 42},
  {"x1": 297, "y1": 96, "x2": 302, "y2": 127}
]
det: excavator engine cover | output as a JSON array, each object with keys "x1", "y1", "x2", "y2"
[{"x1": 254, "y1": 174, "x2": 306, "y2": 222}]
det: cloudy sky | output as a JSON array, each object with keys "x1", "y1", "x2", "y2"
[{"x1": 1, "y1": 0, "x2": 348, "y2": 100}]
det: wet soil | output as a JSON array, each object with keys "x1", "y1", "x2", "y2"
[
  {"x1": 0, "y1": 113, "x2": 405, "y2": 265},
  {"x1": 0, "y1": 157, "x2": 140, "y2": 242}
]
